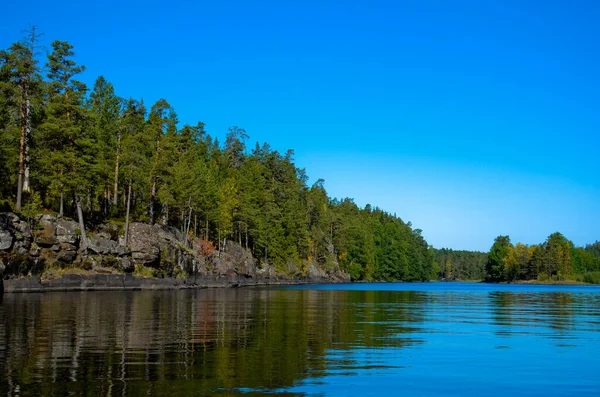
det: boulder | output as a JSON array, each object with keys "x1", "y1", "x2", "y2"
[
  {"x1": 0, "y1": 213, "x2": 17, "y2": 251},
  {"x1": 57, "y1": 250, "x2": 77, "y2": 263},
  {"x1": 88, "y1": 235, "x2": 129, "y2": 256},
  {"x1": 0, "y1": 230, "x2": 13, "y2": 251},
  {"x1": 129, "y1": 223, "x2": 160, "y2": 265},
  {"x1": 35, "y1": 231, "x2": 58, "y2": 247},
  {"x1": 35, "y1": 216, "x2": 58, "y2": 247},
  {"x1": 55, "y1": 219, "x2": 79, "y2": 245}
]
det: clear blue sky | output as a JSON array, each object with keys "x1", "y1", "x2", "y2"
[{"x1": 2, "y1": 0, "x2": 599, "y2": 251}]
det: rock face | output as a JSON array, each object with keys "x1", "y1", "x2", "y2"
[
  {"x1": 0, "y1": 212, "x2": 350, "y2": 286},
  {"x1": 88, "y1": 235, "x2": 130, "y2": 257},
  {"x1": 216, "y1": 243, "x2": 256, "y2": 276},
  {"x1": 129, "y1": 223, "x2": 160, "y2": 265}
]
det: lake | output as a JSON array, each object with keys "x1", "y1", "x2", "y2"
[{"x1": 1, "y1": 282, "x2": 600, "y2": 396}]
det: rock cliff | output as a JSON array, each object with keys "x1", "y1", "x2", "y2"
[{"x1": 0, "y1": 212, "x2": 350, "y2": 292}]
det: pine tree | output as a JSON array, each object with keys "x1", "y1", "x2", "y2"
[
  {"x1": 89, "y1": 76, "x2": 122, "y2": 215},
  {"x1": 38, "y1": 41, "x2": 90, "y2": 250},
  {"x1": 0, "y1": 33, "x2": 42, "y2": 209}
]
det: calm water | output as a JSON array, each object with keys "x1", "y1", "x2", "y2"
[{"x1": 1, "y1": 282, "x2": 600, "y2": 396}]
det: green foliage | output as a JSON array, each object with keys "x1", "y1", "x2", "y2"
[
  {"x1": 133, "y1": 264, "x2": 155, "y2": 278},
  {"x1": 433, "y1": 248, "x2": 486, "y2": 280},
  {"x1": 482, "y1": 232, "x2": 599, "y2": 283},
  {"x1": 582, "y1": 272, "x2": 600, "y2": 284},
  {"x1": 21, "y1": 190, "x2": 42, "y2": 220},
  {"x1": 486, "y1": 235, "x2": 511, "y2": 282}
]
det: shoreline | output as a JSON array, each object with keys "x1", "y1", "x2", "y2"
[
  {"x1": 1, "y1": 273, "x2": 340, "y2": 294},
  {"x1": 2, "y1": 275, "x2": 597, "y2": 295}
]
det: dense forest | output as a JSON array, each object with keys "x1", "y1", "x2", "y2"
[
  {"x1": 0, "y1": 33, "x2": 436, "y2": 281},
  {"x1": 2, "y1": 33, "x2": 598, "y2": 284},
  {"x1": 485, "y1": 234, "x2": 600, "y2": 283},
  {"x1": 432, "y1": 248, "x2": 487, "y2": 281}
]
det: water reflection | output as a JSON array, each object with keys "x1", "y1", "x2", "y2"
[
  {"x1": 0, "y1": 289, "x2": 426, "y2": 396},
  {"x1": 1, "y1": 284, "x2": 600, "y2": 396}
]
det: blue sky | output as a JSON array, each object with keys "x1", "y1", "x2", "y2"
[{"x1": 2, "y1": 0, "x2": 599, "y2": 251}]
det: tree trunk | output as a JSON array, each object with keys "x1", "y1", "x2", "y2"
[
  {"x1": 23, "y1": 94, "x2": 31, "y2": 193},
  {"x1": 205, "y1": 218, "x2": 209, "y2": 240},
  {"x1": 76, "y1": 196, "x2": 88, "y2": 252},
  {"x1": 161, "y1": 203, "x2": 167, "y2": 226},
  {"x1": 104, "y1": 188, "x2": 109, "y2": 218},
  {"x1": 16, "y1": 81, "x2": 27, "y2": 211},
  {"x1": 113, "y1": 133, "x2": 121, "y2": 206},
  {"x1": 184, "y1": 196, "x2": 192, "y2": 240},
  {"x1": 186, "y1": 208, "x2": 193, "y2": 242},
  {"x1": 23, "y1": 26, "x2": 36, "y2": 194},
  {"x1": 59, "y1": 189, "x2": 64, "y2": 217},
  {"x1": 149, "y1": 177, "x2": 156, "y2": 224},
  {"x1": 124, "y1": 181, "x2": 132, "y2": 247}
]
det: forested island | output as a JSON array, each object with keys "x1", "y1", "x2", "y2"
[{"x1": 1, "y1": 33, "x2": 599, "y2": 289}]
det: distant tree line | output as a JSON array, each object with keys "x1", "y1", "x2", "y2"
[
  {"x1": 485, "y1": 234, "x2": 600, "y2": 283},
  {"x1": 0, "y1": 33, "x2": 436, "y2": 280}
]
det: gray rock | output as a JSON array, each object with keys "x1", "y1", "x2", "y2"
[
  {"x1": 95, "y1": 232, "x2": 112, "y2": 240},
  {"x1": 16, "y1": 221, "x2": 31, "y2": 240},
  {"x1": 0, "y1": 230, "x2": 13, "y2": 251},
  {"x1": 14, "y1": 238, "x2": 31, "y2": 251},
  {"x1": 0, "y1": 213, "x2": 17, "y2": 251},
  {"x1": 156, "y1": 225, "x2": 185, "y2": 244},
  {"x1": 129, "y1": 223, "x2": 161, "y2": 265},
  {"x1": 120, "y1": 257, "x2": 134, "y2": 272},
  {"x1": 38, "y1": 213, "x2": 57, "y2": 225},
  {"x1": 0, "y1": 212, "x2": 19, "y2": 226},
  {"x1": 217, "y1": 243, "x2": 256, "y2": 276},
  {"x1": 59, "y1": 242, "x2": 77, "y2": 251},
  {"x1": 307, "y1": 263, "x2": 327, "y2": 279},
  {"x1": 96, "y1": 223, "x2": 120, "y2": 241},
  {"x1": 35, "y1": 233, "x2": 58, "y2": 247},
  {"x1": 55, "y1": 219, "x2": 79, "y2": 245},
  {"x1": 88, "y1": 235, "x2": 130, "y2": 257},
  {"x1": 57, "y1": 250, "x2": 77, "y2": 263}
]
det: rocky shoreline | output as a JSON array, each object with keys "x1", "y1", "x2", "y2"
[
  {"x1": 0, "y1": 212, "x2": 350, "y2": 295},
  {"x1": 3, "y1": 273, "x2": 337, "y2": 293}
]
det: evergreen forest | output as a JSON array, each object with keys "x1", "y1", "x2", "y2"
[
  {"x1": 1, "y1": 33, "x2": 598, "y2": 283},
  {"x1": 0, "y1": 35, "x2": 435, "y2": 281}
]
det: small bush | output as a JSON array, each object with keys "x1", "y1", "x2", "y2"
[
  {"x1": 133, "y1": 264, "x2": 155, "y2": 278},
  {"x1": 537, "y1": 272, "x2": 550, "y2": 282}
]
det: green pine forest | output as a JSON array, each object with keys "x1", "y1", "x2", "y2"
[{"x1": 1, "y1": 34, "x2": 599, "y2": 282}]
